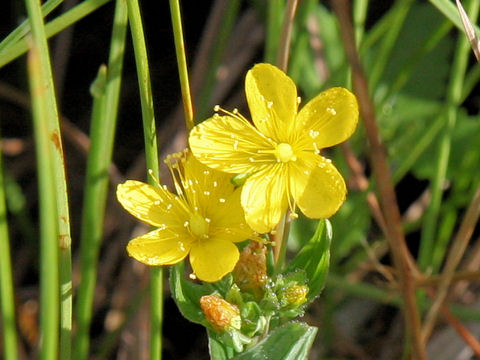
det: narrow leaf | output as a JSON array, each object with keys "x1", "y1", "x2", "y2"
[{"x1": 287, "y1": 219, "x2": 332, "y2": 302}]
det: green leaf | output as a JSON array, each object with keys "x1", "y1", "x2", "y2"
[
  {"x1": 232, "y1": 322, "x2": 318, "y2": 360},
  {"x1": 286, "y1": 219, "x2": 332, "y2": 302},
  {"x1": 169, "y1": 263, "x2": 210, "y2": 326},
  {"x1": 208, "y1": 330, "x2": 236, "y2": 360}
]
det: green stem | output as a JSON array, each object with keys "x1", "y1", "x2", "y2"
[
  {"x1": 353, "y1": 0, "x2": 368, "y2": 46},
  {"x1": 0, "y1": 134, "x2": 18, "y2": 360},
  {"x1": 25, "y1": 0, "x2": 72, "y2": 357},
  {"x1": 265, "y1": 0, "x2": 284, "y2": 64},
  {"x1": 26, "y1": 40, "x2": 59, "y2": 360},
  {"x1": 73, "y1": 0, "x2": 128, "y2": 358},
  {"x1": 195, "y1": 0, "x2": 241, "y2": 122},
  {"x1": 368, "y1": 0, "x2": 413, "y2": 91},
  {"x1": 169, "y1": 0, "x2": 194, "y2": 130},
  {"x1": 127, "y1": 0, "x2": 163, "y2": 358}
]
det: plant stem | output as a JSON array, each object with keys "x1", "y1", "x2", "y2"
[
  {"x1": 169, "y1": 0, "x2": 194, "y2": 131},
  {"x1": 0, "y1": 133, "x2": 18, "y2": 360},
  {"x1": 73, "y1": 0, "x2": 128, "y2": 358},
  {"x1": 26, "y1": 40, "x2": 59, "y2": 360},
  {"x1": 127, "y1": 0, "x2": 163, "y2": 358},
  {"x1": 332, "y1": 1, "x2": 425, "y2": 358},
  {"x1": 276, "y1": 0, "x2": 299, "y2": 72}
]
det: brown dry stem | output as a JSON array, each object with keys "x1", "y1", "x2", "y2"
[{"x1": 331, "y1": 1, "x2": 425, "y2": 358}]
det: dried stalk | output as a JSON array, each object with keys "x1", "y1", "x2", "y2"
[{"x1": 331, "y1": 1, "x2": 425, "y2": 358}]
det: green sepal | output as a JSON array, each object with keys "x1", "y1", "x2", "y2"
[{"x1": 286, "y1": 219, "x2": 332, "y2": 302}]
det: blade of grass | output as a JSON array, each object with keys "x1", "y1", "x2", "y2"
[
  {"x1": 169, "y1": 0, "x2": 194, "y2": 131},
  {"x1": 419, "y1": 0, "x2": 478, "y2": 273},
  {"x1": 25, "y1": 0, "x2": 73, "y2": 357},
  {"x1": 0, "y1": 134, "x2": 18, "y2": 360},
  {"x1": 126, "y1": 0, "x2": 163, "y2": 358},
  {"x1": 195, "y1": 0, "x2": 241, "y2": 122},
  {"x1": 421, "y1": 0, "x2": 480, "y2": 342},
  {"x1": 73, "y1": 0, "x2": 128, "y2": 358},
  {"x1": 0, "y1": 0, "x2": 63, "y2": 53},
  {"x1": 368, "y1": 0, "x2": 413, "y2": 91},
  {"x1": 430, "y1": 0, "x2": 480, "y2": 33},
  {"x1": 332, "y1": 1, "x2": 425, "y2": 358},
  {"x1": 265, "y1": 0, "x2": 284, "y2": 64},
  {"x1": 353, "y1": 0, "x2": 368, "y2": 45},
  {"x1": 26, "y1": 41, "x2": 59, "y2": 360},
  {"x1": 0, "y1": 0, "x2": 112, "y2": 69}
]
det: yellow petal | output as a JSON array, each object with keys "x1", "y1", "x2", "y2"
[
  {"x1": 294, "y1": 157, "x2": 347, "y2": 219},
  {"x1": 295, "y1": 87, "x2": 358, "y2": 150},
  {"x1": 210, "y1": 188, "x2": 255, "y2": 243},
  {"x1": 127, "y1": 228, "x2": 193, "y2": 266},
  {"x1": 288, "y1": 151, "x2": 319, "y2": 202},
  {"x1": 116, "y1": 180, "x2": 189, "y2": 228},
  {"x1": 241, "y1": 165, "x2": 288, "y2": 233},
  {"x1": 189, "y1": 115, "x2": 275, "y2": 174},
  {"x1": 190, "y1": 238, "x2": 240, "y2": 282},
  {"x1": 182, "y1": 152, "x2": 236, "y2": 215},
  {"x1": 245, "y1": 63, "x2": 298, "y2": 141}
]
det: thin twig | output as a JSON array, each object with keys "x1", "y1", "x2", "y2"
[
  {"x1": 422, "y1": 185, "x2": 480, "y2": 342},
  {"x1": 331, "y1": 1, "x2": 425, "y2": 359},
  {"x1": 341, "y1": 143, "x2": 388, "y2": 236},
  {"x1": 456, "y1": 0, "x2": 480, "y2": 62},
  {"x1": 416, "y1": 269, "x2": 480, "y2": 287},
  {"x1": 276, "y1": 0, "x2": 299, "y2": 72},
  {"x1": 426, "y1": 288, "x2": 480, "y2": 358}
]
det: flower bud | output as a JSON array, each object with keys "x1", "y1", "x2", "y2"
[
  {"x1": 233, "y1": 241, "x2": 267, "y2": 299},
  {"x1": 281, "y1": 284, "x2": 309, "y2": 307},
  {"x1": 200, "y1": 295, "x2": 241, "y2": 332}
]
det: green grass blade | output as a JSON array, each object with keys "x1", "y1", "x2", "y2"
[
  {"x1": 429, "y1": 0, "x2": 480, "y2": 32},
  {"x1": 169, "y1": 0, "x2": 194, "y2": 130},
  {"x1": 195, "y1": 0, "x2": 241, "y2": 122},
  {"x1": 26, "y1": 41, "x2": 59, "y2": 360},
  {"x1": 265, "y1": 0, "x2": 284, "y2": 64},
  {"x1": 0, "y1": 0, "x2": 112, "y2": 69},
  {"x1": 25, "y1": 0, "x2": 73, "y2": 357},
  {"x1": 0, "y1": 135, "x2": 18, "y2": 360},
  {"x1": 73, "y1": 0, "x2": 128, "y2": 358},
  {"x1": 419, "y1": 0, "x2": 479, "y2": 271},
  {"x1": 126, "y1": 0, "x2": 163, "y2": 357},
  {"x1": 369, "y1": 0, "x2": 413, "y2": 90},
  {"x1": 0, "y1": 0, "x2": 62, "y2": 53}
]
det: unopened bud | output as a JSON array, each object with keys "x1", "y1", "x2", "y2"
[
  {"x1": 282, "y1": 284, "x2": 308, "y2": 306},
  {"x1": 200, "y1": 295, "x2": 241, "y2": 332},
  {"x1": 233, "y1": 242, "x2": 267, "y2": 299}
]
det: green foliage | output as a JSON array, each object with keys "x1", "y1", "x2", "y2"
[
  {"x1": 287, "y1": 219, "x2": 332, "y2": 302},
  {"x1": 231, "y1": 322, "x2": 318, "y2": 360}
]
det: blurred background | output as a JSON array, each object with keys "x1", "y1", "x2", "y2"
[{"x1": 1, "y1": 1, "x2": 480, "y2": 359}]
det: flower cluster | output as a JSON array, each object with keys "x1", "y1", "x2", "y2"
[{"x1": 117, "y1": 63, "x2": 358, "y2": 282}]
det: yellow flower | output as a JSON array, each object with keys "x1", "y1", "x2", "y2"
[
  {"x1": 189, "y1": 63, "x2": 359, "y2": 233},
  {"x1": 116, "y1": 149, "x2": 255, "y2": 282}
]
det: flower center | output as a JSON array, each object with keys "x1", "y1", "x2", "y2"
[
  {"x1": 189, "y1": 213, "x2": 210, "y2": 239},
  {"x1": 275, "y1": 143, "x2": 295, "y2": 163}
]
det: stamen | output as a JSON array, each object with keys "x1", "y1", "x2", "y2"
[
  {"x1": 148, "y1": 169, "x2": 162, "y2": 188},
  {"x1": 213, "y1": 105, "x2": 250, "y2": 123}
]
